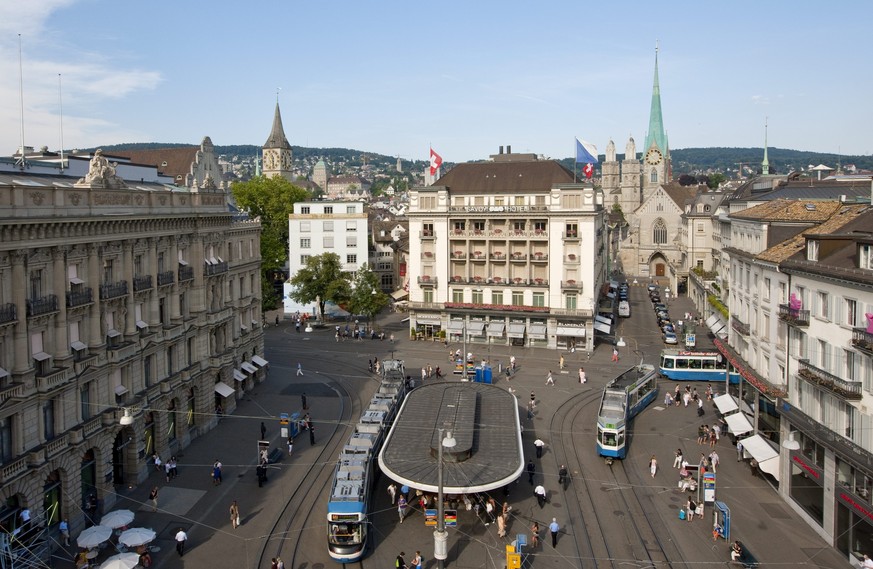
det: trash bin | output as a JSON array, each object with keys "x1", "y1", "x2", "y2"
[{"x1": 483, "y1": 366, "x2": 493, "y2": 384}]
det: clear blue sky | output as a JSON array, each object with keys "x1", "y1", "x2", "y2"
[{"x1": 1, "y1": 0, "x2": 870, "y2": 163}]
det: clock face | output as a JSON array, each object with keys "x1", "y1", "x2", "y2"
[
  {"x1": 645, "y1": 148, "x2": 662, "y2": 166},
  {"x1": 263, "y1": 150, "x2": 275, "y2": 170}
]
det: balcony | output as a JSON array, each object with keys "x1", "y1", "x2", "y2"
[
  {"x1": 419, "y1": 230, "x2": 436, "y2": 240},
  {"x1": 797, "y1": 359, "x2": 862, "y2": 401},
  {"x1": 0, "y1": 457, "x2": 28, "y2": 484},
  {"x1": 450, "y1": 251, "x2": 466, "y2": 260},
  {"x1": 562, "y1": 232, "x2": 580, "y2": 240},
  {"x1": 852, "y1": 328, "x2": 873, "y2": 356},
  {"x1": 204, "y1": 261, "x2": 228, "y2": 276},
  {"x1": 157, "y1": 270, "x2": 175, "y2": 286},
  {"x1": 551, "y1": 307, "x2": 593, "y2": 317},
  {"x1": 107, "y1": 341, "x2": 138, "y2": 364},
  {"x1": 531, "y1": 253, "x2": 548, "y2": 262},
  {"x1": 0, "y1": 383, "x2": 25, "y2": 407},
  {"x1": 731, "y1": 316, "x2": 750, "y2": 336},
  {"x1": 205, "y1": 307, "x2": 232, "y2": 326},
  {"x1": 179, "y1": 265, "x2": 194, "y2": 282},
  {"x1": 409, "y1": 301, "x2": 445, "y2": 311},
  {"x1": 36, "y1": 366, "x2": 70, "y2": 392},
  {"x1": 417, "y1": 276, "x2": 437, "y2": 287},
  {"x1": 26, "y1": 295, "x2": 59, "y2": 317},
  {"x1": 66, "y1": 288, "x2": 93, "y2": 308},
  {"x1": 566, "y1": 254, "x2": 579, "y2": 264},
  {"x1": 490, "y1": 253, "x2": 506, "y2": 261},
  {"x1": 0, "y1": 303, "x2": 16, "y2": 324},
  {"x1": 444, "y1": 302, "x2": 550, "y2": 314},
  {"x1": 100, "y1": 280, "x2": 128, "y2": 300},
  {"x1": 450, "y1": 276, "x2": 464, "y2": 284},
  {"x1": 470, "y1": 252, "x2": 486, "y2": 261},
  {"x1": 778, "y1": 304, "x2": 810, "y2": 327},
  {"x1": 133, "y1": 275, "x2": 153, "y2": 292},
  {"x1": 508, "y1": 278, "x2": 528, "y2": 287},
  {"x1": 561, "y1": 280, "x2": 583, "y2": 291},
  {"x1": 530, "y1": 278, "x2": 549, "y2": 287},
  {"x1": 421, "y1": 252, "x2": 436, "y2": 260},
  {"x1": 509, "y1": 253, "x2": 527, "y2": 262}
]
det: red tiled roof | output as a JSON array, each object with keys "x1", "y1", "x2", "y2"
[{"x1": 433, "y1": 159, "x2": 575, "y2": 194}]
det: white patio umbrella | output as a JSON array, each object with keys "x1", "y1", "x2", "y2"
[
  {"x1": 98, "y1": 552, "x2": 140, "y2": 569},
  {"x1": 99, "y1": 509, "x2": 135, "y2": 529},
  {"x1": 76, "y1": 525, "x2": 112, "y2": 549},
  {"x1": 118, "y1": 527, "x2": 156, "y2": 548}
]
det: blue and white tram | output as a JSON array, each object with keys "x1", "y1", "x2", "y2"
[
  {"x1": 327, "y1": 360, "x2": 407, "y2": 563},
  {"x1": 596, "y1": 364, "x2": 658, "y2": 461},
  {"x1": 658, "y1": 349, "x2": 740, "y2": 384}
]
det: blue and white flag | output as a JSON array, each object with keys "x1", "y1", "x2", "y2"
[{"x1": 575, "y1": 138, "x2": 599, "y2": 164}]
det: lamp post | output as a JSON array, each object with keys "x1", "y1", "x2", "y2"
[{"x1": 435, "y1": 428, "x2": 456, "y2": 568}]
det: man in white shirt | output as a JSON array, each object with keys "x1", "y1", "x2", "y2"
[
  {"x1": 534, "y1": 485, "x2": 547, "y2": 508},
  {"x1": 175, "y1": 528, "x2": 188, "y2": 557},
  {"x1": 534, "y1": 439, "x2": 545, "y2": 458}
]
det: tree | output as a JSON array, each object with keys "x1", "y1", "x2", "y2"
[
  {"x1": 706, "y1": 173, "x2": 726, "y2": 189},
  {"x1": 231, "y1": 175, "x2": 310, "y2": 310},
  {"x1": 677, "y1": 174, "x2": 698, "y2": 186},
  {"x1": 346, "y1": 263, "x2": 390, "y2": 329},
  {"x1": 287, "y1": 253, "x2": 351, "y2": 321}
]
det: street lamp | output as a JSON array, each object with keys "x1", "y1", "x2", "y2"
[{"x1": 435, "y1": 428, "x2": 456, "y2": 568}]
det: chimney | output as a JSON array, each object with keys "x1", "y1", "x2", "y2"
[
  {"x1": 499, "y1": 146, "x2": 504, "y2": 155},
  {"x1": 507, "y1": 145, "x2": 512, "y2": 154}
]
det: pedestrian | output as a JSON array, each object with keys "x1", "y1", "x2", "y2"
[
  {"x1": 664, "y1": 392, "x2": 674, "y2": 406},
  {"x1": 256, "y1": 462, "x2": 267, "y2": 487},
  {"x1": 612, "y1": 346, "x2": 619, "y2": 362},
  {"x1": 260, "y1": 422, "x2": 267, "y2": 439},
  {"x1": 559, "y1": 354, "x2": 565, "y2": 370},
  {"x1": 510, "y1": 355, "x2": 516, "y2": 371},
  {"x1": 287, "y1": 437, "x2": 294, "y2": 456},
  {"x1": 485, "y1": 498, "x2": 496, "y2": 523},
  {"x1": 152, "y1": 452, "x2": 162, "y2": 472},
  {"x1": 389, "y1": 333, "x2": 395, "y2": 343},
  {"x1": 697, "y1": 425, "x2": 708, "y2": 445},
  {"x1": 546, "y1": 370, "x2": 554, "y2": 386},
  {"x1": 709, "y1": 451, "x2": 720, "y2": 472},
  {"x1": 686, "y1": 498, "x2": 696, "y2": 523},
  {"x1": 530, "y1": 521, "x2": 540, "y2": 548},
  {"x1": 534, "y1": 438, "x2": 545, "y2": 458},
  {"x1": 59, "y1": 518, "x2": 70, "y2": 546},
  {"x1": 709, "y1": 429, "x2": 717, "y2": 448},
  {"x1": 212, "y1": 459, "x2": 223, "y2": 485},
  {"x1": 534, "y1": 484, "x2": 547, "y2": 508},
  {"x1": 165, "y1": 460, "x2": 173, "y2": 483},
  {"x1": 397, "y1": 495, "x2": 407, "y2": 523},
  {"x1": 683, "y1": 390, "x2": 691, "y2": 407},
  {"x1": 388, "y1": 483, "x2": 397, "y2": 504},
  {"x1": 549, "y1": 517, "x2": 560, "y2": 547},
  {"x1": 527, "y1": 400, "x2": 534, "y2": 420},
  {"x1": 706, "y1": 384, "x2": 713, "y2": 400},
  {"x1": 496, "y1": 512, "x2": 506, "y2": 537},
  {"x1": 375, "y1": 358, "x2": 381, "y2": 374},
  {"x1": 697, "y1": 397, "x2": 705, "y2": 417},
  {"x1": 649, "y1": 454, "x2": 658, "y2": 478},
  {"x1": 309, "y1": 425, "x2": 316, "y2": 445},
  {"x1": 558, "y1": 464, "x2": 569, "y2": 488},
  {"x1": 174, "y1": 527, "x2": 187, "y2": 556},
  {"x1": 149, "y1": 486, "x2": 159, "y2": 512},
  {"x1": 296, "y1": 363, "x2": 303, "y2": 376},
  {"x1": 529, "y1": 391, "x2": 536, "y2": 409},
  {"x1": 421, "y1": 366, "x2": 427, "y2": 382},
  {"x1": 411, "y1": 551, "x2": 423, "y2": 569},
  {"x1": 427, "y1": 364, "x2": 433, "y2": 378},
  {"x1": 368, "y1": 359, "x2": 373, "y2": 373},
  {"x1": 527, "y1": 459, "x2": 536, "y2": 485},
  {"x1": 863, "y1": 554, "x2": 873, "y2": 569},
  {"x1": 230, "y1": 500, "x2": 240, "y2": 529},
  {"x1": 736, "y1": 441, "x2": 744, "y2": 461},
  {"x1": 673, "y1": 449, "x2": 683, "y2": 469},
  {"x1": 301, "y1": 392, "x2": 307, "y2": 409},
  {"x1": 396, "y1": 552, "x2": 408, "y2": 569},
  {"x1": 579, "y1": 367, "x2": 586, "y2": 384}
]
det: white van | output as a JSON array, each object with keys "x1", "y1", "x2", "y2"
[{"x1": 618, "y1": 301, "x2": 631, "y2": 317}]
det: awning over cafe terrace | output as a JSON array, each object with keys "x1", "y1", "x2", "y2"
[{"x1": 713, "y1": 338, "x2": 786, "y2": 398}]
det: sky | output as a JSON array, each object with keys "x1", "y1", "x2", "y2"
[{"x1": 0, "y1": 0, "x2": 871, "y2": 164}]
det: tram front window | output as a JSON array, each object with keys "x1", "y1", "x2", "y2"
[
  {"x1": 330, "y1": 523, "x2": 362, "y2": 545},
  {"x1": 602, "y1": 432, "x2": 617, "y2": 447}
]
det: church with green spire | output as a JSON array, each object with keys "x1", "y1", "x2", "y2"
[{"x1": 642, "y1": 45, "x2": 670, "y2": 194}]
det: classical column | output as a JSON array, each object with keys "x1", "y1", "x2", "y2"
[
  {"x1": 191, "y1": 236, "x2": 206, "y2": 314},
  {"x1": 123, "y1": 241, "x2": 136, "y2": 336},
  {"x1": 52, "y1": 248, "x2": 69, "y2": 358},
  {"x1": 148, "y1": 238, "x2": 160, "y2": 326},
  {"x1": 168, "y1": 237, "x2": 180, "y2": 321},
  {"x1": 87, "y1": 245, "x2": 102, "y2": 347},
  {"x1": 11, "y1": 252, "x2": 29, "y2": 374}
]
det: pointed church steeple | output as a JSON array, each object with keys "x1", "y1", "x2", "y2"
[
  {"x1": 644, "y1": 44, "x2": 667, "y2": 155},
  {"x1": 262, "y1": 101, "x2": 293, "y2": 181},
  {"x1": 761, "y1": 118, "x2": 770, "y2": 175}
]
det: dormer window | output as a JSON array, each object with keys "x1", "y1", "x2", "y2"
[
  {"x1": 860, "y1": 244, "x2": 873, "y2": 270},
  {"x1": 807, "y1": 240, "x2": 819, "y2": 262}
]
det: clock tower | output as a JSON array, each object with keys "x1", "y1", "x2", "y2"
[
  {"x1": 642, "y1": 45, "x2": 670, "y2": 196},
  {"x1": 263, "y1": 102, "x2": 293, "y2": 182}
]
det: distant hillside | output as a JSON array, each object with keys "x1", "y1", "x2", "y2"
[{"x1": 97, "y1": 143, "x2": 870, "y2": 178}]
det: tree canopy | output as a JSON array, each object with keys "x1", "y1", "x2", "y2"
[
  {"x1": 287, "y1": 253, "x2": 350, "y2": 321},
  {"x1": 346, "y1": 263, "x2": 390, "y2": 327}
]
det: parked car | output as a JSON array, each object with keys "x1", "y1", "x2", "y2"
[
  {"x1": 663, "y1": 331, "x2": 678, "y2": 344},
  {"x1": 647, "y1": 283, "x2": 659, "y2": 292},
  {"x1": 653, "y1": 303, "x2": 667, "y2": 312},
  {"x1": 662, "y1": 324, "x2": 675, "y2": 334}
]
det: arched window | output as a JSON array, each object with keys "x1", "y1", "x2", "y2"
[
  {"x1": 653, "y1": 218, "x2": 667, "y2": 245},
  {"x1": 650, "y1": 169, "x2": 658, "y2": 184}
]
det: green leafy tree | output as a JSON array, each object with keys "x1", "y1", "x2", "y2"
[
  {"x1": 288, "y1": 253, "x2": 351, "y2": 321},
  {"x1": 346, "y1": 263, "x2": 390, "y2": 328},
  {"x1": 231, "y1": 176, "x2": 310, "y2": 310},
  {"x1": 706, "y1": 172, "x2": 726, "y2": 189}
]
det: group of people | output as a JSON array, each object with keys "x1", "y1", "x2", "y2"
[
  {"x1": 151, "y1": 453, "x2": 179, "y2": 483},
  {"x1": 697, "y1": 423, "x2": 721, "y2": 447}
]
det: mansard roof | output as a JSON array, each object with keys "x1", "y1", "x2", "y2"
[
  {"x1": 729, "y1": 198, "x2": 843, "y2": 223},
  {"x1": 120, "y1": 147, "x2": 200, "y2": 181},
  {"x1": 431, "y1": 159, "x2": 575, "y2": 194},
  {"x1": 756, "y1": 204, "x2": 868, "y2": 263}
]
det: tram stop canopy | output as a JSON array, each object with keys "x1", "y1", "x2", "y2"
[{"x1": 378, "y1": 382, "x2": 524, "y2": 494}]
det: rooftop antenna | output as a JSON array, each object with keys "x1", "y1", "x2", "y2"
[
  {"x1": 58, "y1": 73, "x2": 65, "y2": 173},
  {"x1": 15, "y1": 34, "x2": 26, "y2": 170}
]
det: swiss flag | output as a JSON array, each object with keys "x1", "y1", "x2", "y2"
[
  {"x1": 583, "y1": 163, "x2": 594, "y2": 179},
  {"x1": 429, "y1": 148, "x2": 443, "y2": 176}
]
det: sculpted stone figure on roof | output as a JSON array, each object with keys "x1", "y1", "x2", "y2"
[{"x1": 76, "y1": 149, "x2": 127, "y2": 189}]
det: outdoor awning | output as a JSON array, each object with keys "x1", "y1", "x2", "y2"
[
  {"x1": 447, "y1": 320, "x2": 465, "y2": 332},
  {"x1": 0, "y1": 367, "x2": 8, "y2": 379},
  {"x1": 232, "y1": 369, "x2": 247, "y2": 382},
  {"x1": 214, "y1": 382, "x2": 235, "y2": 397},
  {"x1": 136, "y1": 320, "x2": 148, "y2": 330},
  {"x1": 739, "y1": 434, "x2": 780, "y2": 481},
  {"x1": 178, "y1": 259, "x2": 189, "y2": 266},
  {"x1": 69, "y1": 277, "x2": 84, "y2": 285},
  {"x1": 507, "y1": 323, "x2": 526, "y2": 339},
  {"x1": 595, "y1": 314, "x2": 612, "y2": 325},
  {"x1": 487, "y1": 322, "x2": 505, "y2": 336},
  {"x1": 593, "y1": 321, "x2": 611, "y2": 334},
  {"x1": 252, "y1": 355, "x2": 269, "y2": 367},
  {"x1": 556, "y1": 325, "x2": 586, "y2": 337},
  {"x1": 241, "y1": 362, "x2": 258, "y2": 374},
  {"x1": 415, "y1": 314, "x2": 441, "y2": 323},
  {"x1": 706, "y1": 313, "x2": 728, "y2": 338},
  {"x1": 114, "y1": 385, "x2": 129, "y2": 396},
  {"x1": 724, "y1": 412, "x2": 754, "y2": 436},
  {"x1": 713, "y1": 394, "x2": 738, "y2": 414},
  {"x1": 468, "y1": 322, "x2": 486, "y2": 335},
  {"x1": 71, "y1": 341, "x2": 87, "y2": 351},
  {"x1": 529, "y1": 323, "x2": 547, "y2": 339},
  {"x1": 107, "y1": 329, "x2": 122, "y2": 338},
  {"x1": 33, "y1": 352, "x2": 51, "y2": 362},
  {"x1": 391, "y1": 289, "x2": 408, "y2": 300}
]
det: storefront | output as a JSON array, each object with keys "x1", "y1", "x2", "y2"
[
  {"x1": 414, "y1": 314, "x2": 442, "y2": 340},
  {"x1": 486, "y1": 320, "x2": 505, "y2": 344},
  {"x1": 528, "y1": 321, "x2": 547, "y2": 347},
  {"x1": 556, "y1": 323, "x2": 586, "y2": 351},
  {"x1": 507, "y1": 321, "x2": 526, "y2": 347}
]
